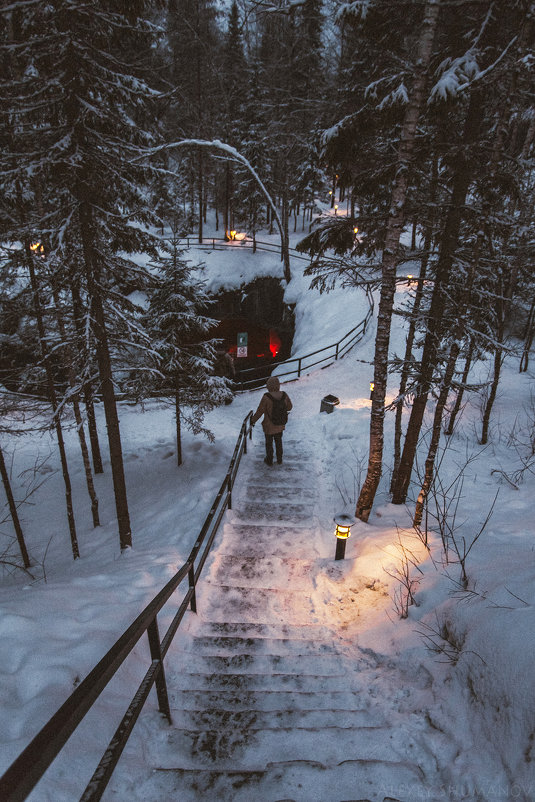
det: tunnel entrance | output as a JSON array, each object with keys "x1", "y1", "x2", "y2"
[{"x1": 209, "y1": 277, "x2": 295, "y2": 388}]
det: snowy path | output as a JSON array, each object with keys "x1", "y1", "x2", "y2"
[{"x1": 113, "y1": 420, "x2": 461, "y2": 802}]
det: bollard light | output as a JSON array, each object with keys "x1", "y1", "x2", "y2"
[
  {"x1": 370, "y1": 381, "x2": 375, "y2": 400},
  {"x1": 334, "y1": 513, "x2": 356, "y2": 560}
]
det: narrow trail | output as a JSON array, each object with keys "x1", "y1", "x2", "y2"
[{"x1": 128, "y1": 420, "x2": 458, "y2": 801}]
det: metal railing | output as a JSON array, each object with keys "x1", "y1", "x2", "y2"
[
  {"x1": 177, "y1": 235, "x2": 311, "y2": 261},
  {"x1": 235, "y1": 285, "x2": 375, "y2": 391},
  {"x1": 0, "y1": 412, "x2": 254, "y2": 802}
]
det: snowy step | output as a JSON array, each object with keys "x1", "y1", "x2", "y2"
[
  {"x1": 169, "y1": 688, "x2": 373, "y2": 713},
  {"x1": 183, "y1": 634, "x2": 342, "y2": 657},
  {"x1": 167, "y1": 671, "x2": 363, "y2": 693},
  {"x1": 234, "y1": 501, "x2": 311, "y2": 522},
  {"x1": 186, "y1": 620, "x2": 341, "y2": 642},
  {"x1": 170, "y1": 652, "x2": 356, "y2": 677},
  {"x1": 194, "y1": 584, "x2": 316, "y2": 624},
  {"x1": 244, "y1": 484, "x2": 316, "y2": 501},
  {"x1": 216, "y1": 523, "x2": 321, "y2": 558},
  {"x1": 151, "y1": 723, "x2": 430, "y2": 771},
  {"x1": 205, "y1": 554, "x2": 316, "y2": 589},
  {"x1": 168, "y1": 707, "x2": 380, "y2": 732},
  {"x1": 142, "y1": 758, "x2": 427, "y2": 802}
]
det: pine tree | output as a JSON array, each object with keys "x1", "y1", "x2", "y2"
[{"x1": 143, "y1": 238, "x2": 232, "y2": 465}]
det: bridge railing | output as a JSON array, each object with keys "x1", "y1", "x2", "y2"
[{"x1": 0, "y1": 413, "x2": 254, "y2": 802}]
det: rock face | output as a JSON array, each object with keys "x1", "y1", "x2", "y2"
[{"x1": 126, "y1": 435, "x2": 446, "y2": 802}]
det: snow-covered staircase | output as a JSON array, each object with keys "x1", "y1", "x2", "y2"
[{"x1": 133, "y1": 439, "x2": 442, "y2": 802}]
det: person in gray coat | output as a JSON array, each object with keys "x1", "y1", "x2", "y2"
[{"x1": 251, "y1": 376, "x2": 293, "y2": 465}]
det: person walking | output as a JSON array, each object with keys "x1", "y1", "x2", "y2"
[{"x1": 251, "y1": 376, "x2": 293, "y2": 465}]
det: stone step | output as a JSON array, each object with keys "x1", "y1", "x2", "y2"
[
  {"x1": 169, "y1": 707, "x2": 380, "y2": 732},
  {"x1": 168, "y1": 688, "x2": 372, "y2": 713},
  {"x1": 171, "y1": 652, "x2": 357, "y2": 677},
  {"x1": 205, "y1": 554, "x2": 316, "y2": 589},
  {"x1": 166, "y1": 671, "x2": 363, "y2": 693},
  {"x1": 150, "y1": 723, "x2": 433, "y2": 773},
  {"x1": 140, "y1": 757, "x2": 427, "y2": 802}
]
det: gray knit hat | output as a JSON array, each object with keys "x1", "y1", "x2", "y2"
[{"x1": 266, "y1": 376, "x2": 280, "y2": 392}]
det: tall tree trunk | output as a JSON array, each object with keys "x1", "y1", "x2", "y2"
[
  {"x1": 391, "y1": 90, "x2": 484, "y2": 505},
  {"x1": 197, "y1": 147, "x2": 204, "y2": 244},
  {"x1": 480, "y1": 267, "x2": 517, "y2": 444},
  {"x1": 26, "y1": 248, "x2": 80, "y2": 559},
  {"x1": 413, "y1": 341, "x2": 460, "y2": 527},
  {"x1": 519, "y1": 294, "x2": 535, "y2": 372},
  {"x1": 281, "y1": 171, "x2": 291, "y2": 282},
  {"x1": 175, "y1": 381, "x2": 182, "y2": 467},
  {"x1": 70, "y1": 276, "x2": 104, "y2": 473},
  {"x1": 390, "y1": 157, "x2": 438, "y2": 492},
  {"x1": 52, "y1": 290, "x2": 100, "y2": 527},
  {"x1": 80, "y1": 205, "x2": 132, "y2": 550},
  {"x1": 0, "y1": 445, "x2": 30, "y2": 568},
  {"x1": 445, "y1": 339, "x2": 474, "y2": 434},
  {"x1": 355, "y1": 0, "x2": 441, "y2": 522}
]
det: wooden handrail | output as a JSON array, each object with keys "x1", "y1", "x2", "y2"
[{"x1": 0, "y1": 412, "x2": 254, "y2": 802}]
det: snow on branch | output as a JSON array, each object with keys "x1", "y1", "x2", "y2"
[{"x1": 133, "y1": 139, "x2": 283, "y2": 241}]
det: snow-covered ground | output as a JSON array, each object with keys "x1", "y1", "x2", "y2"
[{"x1": 0, "y1": 218, "x2": 534, "y2": 800}]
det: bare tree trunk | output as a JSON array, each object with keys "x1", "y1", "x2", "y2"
[
  {"x1": 281, "y1": 172, "x2": 291, "y2": 282},
  {"x1": 175, "y1": 382, "x2": 182, "y2": 467},
  {"x1": 391, "y1": 90, "x2": 484, "y2": 505},
  {"x1": 519, "y1": 294, "x2": 535, "y2": 372},
  {"x1": 52, "y1": 290, "x2": 100, "y2": 527},
  {"x1": 197, "y1": 147, "x2": 203, "y2": 244},
  {"x1": 70, "y1": 277, "x2": 104, "y2": 473},
  {"x1": 391, "y1": 157, "x2": 438, "y2": 492},
  {"x1": 26, "y1": 248, "x2": 80, "y2": 559},
  {"x1": 445, "y1": 339, "x2": 474, "y2": 434},
  {"x1": 80, "y1": 205, "x2": 132, "y2": 551},
  {"x1": 413, "y1": 342, "x2": 460, "y2": 527},
  {"x1": 0, "y1": 445, "x2": 30, "y2": 568},
  {"x1": 355, "y1": 0, "x2": 441, "y2": 522},
  {"x1": 481, "y1": 268, "x2": 517, "y2": 443}
]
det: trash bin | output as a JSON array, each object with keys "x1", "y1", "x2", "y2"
[{"x1": 320, "y1": 394, "x2": 340, "y2": 414}]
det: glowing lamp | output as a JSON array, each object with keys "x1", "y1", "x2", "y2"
[
  {"x1": 334, "y1": 205, "x2": 338, "y2": 215},
  {"x1": 407, "y1": 274, "x2": 413, "y2": 285},
  {"x1": 30, "y1": 241, "x2": 45, "y2": 257},
  {"x1": 234, "y1": 232, "x2": 246, "y2": 241},
  {"x1": 334, "y1": 513, "x2": 356, "y2": 560},
  {"x1": 370, "y1": 381, "x2": 374, "y2": 400},
  {"x1": 353, "y1": 227, "x2": 359, "y2": 234}
]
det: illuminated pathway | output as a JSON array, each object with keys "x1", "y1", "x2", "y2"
[{"x1": 131, "y1": 430, "x2": 449, "y2": 801}]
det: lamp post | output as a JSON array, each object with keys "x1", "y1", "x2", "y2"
[
  {"x1": 370, "y1": 381, "x2": 374, "y2": 400},
  {"x1": 334, "y1": 513, "x2": 356, "y2": 560}
]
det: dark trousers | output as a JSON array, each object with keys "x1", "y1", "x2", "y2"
[{"x1": 264, "y1": 432, "x2": 283, "y2": 464}]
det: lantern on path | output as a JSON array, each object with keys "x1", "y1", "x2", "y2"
[{"x1": 334, "y1": 513, "x2": 356, "y2": 561}]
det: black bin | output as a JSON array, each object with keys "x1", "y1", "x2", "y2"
[{"x1": 320, "y1": 394, "x2": 340, "y2": 414}]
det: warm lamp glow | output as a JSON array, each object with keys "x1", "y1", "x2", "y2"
[
  {"x1": 30, "y1": 241, "x2": 45, "y2": 256},
  {"x1": 370, "y1": 382, "x2": 374, "y2": 392},
  {"x1": 333, "y1": 513, "x2": 356, "y2": 560},
  {"x1": 354, "y1": 227, "x2": 359, "y2": 234}
]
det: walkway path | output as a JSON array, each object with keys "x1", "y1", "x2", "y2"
[{"x1": 134, "y1": 431, "x2": 452, "y2": 801}]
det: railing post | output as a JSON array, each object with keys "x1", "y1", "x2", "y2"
[
  {"x1": 298, "y1": 357, "x2": 302, "y2": 377},
  {"x1": 188, "y1": 565, "x2": 197, "y2": 613},
  {"x1": 335, "y1": 342, "x2": 339, "y2": 360},
  {"x1": 146, "y1": 619, "x2": 172, "y2": 724},
  {"x1": 227, "y1": 473, "x2": 233, "y2": 510},
  {"x1": 243, "y1": 424, "x2": 247, "y2": 454}
]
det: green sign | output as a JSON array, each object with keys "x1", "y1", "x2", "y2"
[{"x1": 237, "y1": 332, "x2": 248, "y2": 347}]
